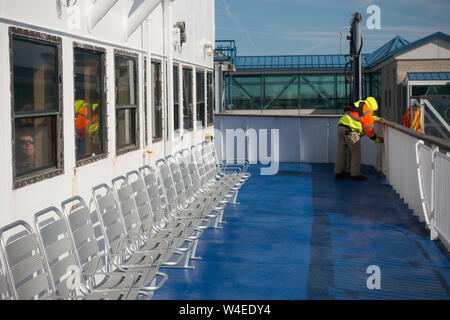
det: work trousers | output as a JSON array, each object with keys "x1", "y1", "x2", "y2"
[{"x1": 334, "y1": 125, "x2": 361, "y2": 177}]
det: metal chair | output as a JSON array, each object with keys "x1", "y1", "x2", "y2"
[
  {"x1": 91, "y1": 183, "x2": 168, "y2": 296},
  {"x1": 0, "y1": 220, "x2": 61, "y2": 300},
  {"x1": 0, "y1": 258, "x2": 12, "y2": 299},
  {"x1": 155, "y1": 158, "x2": 209, "y2": 233},
  {"x1": 112, "y1": 175, "x2": 188, "y2": 268},
  {"x1": 177, "y1": 149, "x2": 229, "y2": 228},
  {"x1": 127, "y1": 170, "x2": 198, "y2": 268},
  {"x1": 34, "y1": 206, "x2": 136, "y2": 300}
]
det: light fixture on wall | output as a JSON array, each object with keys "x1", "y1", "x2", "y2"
[
  {"x1": 174, "y1": 21, "x2": 186, "y2": 54},
  {"x1": 175, "y1": 21, "x2": 186, "y2": 45},
  {"x1": 204, "y1": 41, "x2": 213, "y2": 57}
]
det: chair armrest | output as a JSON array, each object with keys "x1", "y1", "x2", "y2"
[{"x1": 140, "y1": 272, "x2": 168, "y2": 291}]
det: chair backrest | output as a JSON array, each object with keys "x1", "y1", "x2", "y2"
[
  {"x1": 206, "y1": 141, "x2": 221, "y2": 167},
  {"x1": 112, "y1": 176, "x2": 145, "y2": 238},
  {"x1": 0, "y1": 220, "x2": 55, "y2": 300},
  {"x1": 61, "y1": 196, "x2": 106, "y2": 276},
  {"x1": 156, "y1": 159, "x2": 180, "y2": 211},
  {"x1": 34, "y1": 207, "x2": 83, "y2": 298},
  {"x1": 139, "y1": 165, "x2": 171, "y2": 228},
  {"x1": 0, "y1": 261, "x2": 12, "y2": 300},
  {"x1": 92, "y1": 184, "x2": 128, "y2": 254},
  {"x1": 166, "y1": 155, "x2": 187, "y2": 204},
  {"x1": 183, "y1": 148, "x2": 203, "y2": 191},
  {"x1": 175, "y1": 151, "x2": 196, "y2": 200},
  {"x1": 202, "y1": 142, "x2": 219, "y2": 177},
  {"x1": 126, "y1": 170, "x2": 156, "y2": 233},
  {"x1": 191, "y1": 145, "x2": 209, "y2": 185}
]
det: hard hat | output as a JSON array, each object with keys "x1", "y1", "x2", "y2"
[
  {"x1": 75, "y1": 100, "x2": 86, "y2": 113},
  {"x1": 365, "y1": 97, "x2": 378, "y2": 111}
]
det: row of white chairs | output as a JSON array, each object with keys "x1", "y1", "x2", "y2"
[{"x1": 0, "y1": 141, "x2": 251, "y2": 300}]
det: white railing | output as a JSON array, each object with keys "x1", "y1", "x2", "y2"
[
  {"x1": 385, "y1": 126, "x2": 424, "y2": 221},
  {"x1": 383, "y1": 121, "x2": 450, "y2": 249},
  {"x1": 416, "y1": 142, "x2": 436, "y2": 230},
  {"x1": 433, "y1": 152, "x2": 450, "y2": 247}
]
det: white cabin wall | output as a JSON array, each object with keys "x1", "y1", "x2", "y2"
[
  {"x1": 149, "y1": 3, "x2": 164, "y2": 56},
  {"x1": 0, "y1": 0, "x2": 215, "y2": 227},
  {"x1": 0, "y1": 23, "x2": 13, "y2": 227},
  {"x1": 397, "y1": 39, "x2": 450, "y2": 60},
  {"x1": 171, "y1": 0, "x2": 215, "y2": 67},
  {"x1": 0, "y1": 0, "x2": 144, "y2": 50}
]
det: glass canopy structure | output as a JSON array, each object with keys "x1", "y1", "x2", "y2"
[{"x1": 225, "y1": 72, "x2": 381, "y2": 110}]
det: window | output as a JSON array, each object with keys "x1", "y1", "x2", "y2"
[
  {"x1": 74, "y1": 45, "x2": 106, "y2": 163},
  {"x1": 264, "y1": 75, "x2": 298, "y2": 109},
  {"x1": 143, "y1": 57, "x2": 149, "y2": 146},
  {"x1": 152, "y1": 60, "x2": 163, "y2": 141},
  {"x1": 207, "y1": 71, "x2": 214, "y2": 125},
  {"x1": 229, "y1": 76, "x2": 263, "y2": 109},
  {"x1": 115, "y1": 52, "x2": 139, "y2": 152},
  {"x1": 227, "y1": 74, "x2": 349, "y2": 110},
  {"x1": 10, "y1": 28, "x2": 63, "y2": 187},
  {"x1": 173, "y1": 65, "x2": 180, "y2": 132},
  {"x1": 183, "y1": 67, "x2": 193, "y2": 130},
  {"x1": 196, "y1": 69, "x2": 205, "y2": 128}
]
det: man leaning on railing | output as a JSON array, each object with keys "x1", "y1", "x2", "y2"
[{"x1": 334, "y1": 97, "x2": 384, "y2": 181}]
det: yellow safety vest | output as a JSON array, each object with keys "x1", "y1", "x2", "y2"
[
  {"x1": 339, "y1": 114, "x2": 364, "y2": 135},
  {"x1": 339, "y1": 107, "x2": 380, "y2": 136}
]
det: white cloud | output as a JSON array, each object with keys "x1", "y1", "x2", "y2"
[{"x1": 295, "y1": 43, "x2": 328, "y2": 54}]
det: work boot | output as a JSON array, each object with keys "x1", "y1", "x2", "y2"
[
  {"x1": 351, "y1": 175, "x2": 367, "y2": 181},
  {"x1": 334, "y1": 172, "x2": 348, "y2": 179}
]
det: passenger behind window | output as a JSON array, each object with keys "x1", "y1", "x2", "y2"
[{"x1": 15, "y1": 127, "x2": 35, "y2": 175}]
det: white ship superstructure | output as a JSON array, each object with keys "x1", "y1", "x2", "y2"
[{"x1": 0, "y1": 0, "x2": 215, "y2": 226}]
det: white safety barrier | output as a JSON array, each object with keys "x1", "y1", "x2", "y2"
[
  {"x1": 416, "y1": 142, "x2": 435, "y2": 230},
  {"x1": 384, "y1": 124, "x2": 450, "y2": 249},
  {"x1": 385, "y1": 126, "x2": 423, "y2": 221},
  {"x1": 433, "y1": 152, "x2": 450, "y2": 247}
]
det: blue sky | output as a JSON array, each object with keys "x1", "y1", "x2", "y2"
[{"x1": 215, "y1": 0, "x2": 450, "y2": 56}]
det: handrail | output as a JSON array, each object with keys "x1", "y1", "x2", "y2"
[
  {"x1": 379, "y1": 120, "x2": 450, "y2": 152},
  {"x1": 214, "y1": 113, "x2": 342, "y2": 118}
]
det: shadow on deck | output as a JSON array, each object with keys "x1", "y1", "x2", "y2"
[{"x1": 153, "y1": 163, "x2": 450, "y2": 300}]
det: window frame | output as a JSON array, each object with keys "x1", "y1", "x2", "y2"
[
  {"x1": 173, "y1": 63, "x2": 180, "y2": 133},
  {"x1": 9, "y1": 27, "x2": 64, "y2": 189},
  {"x1": 114, "y1": 49, "x2": 140, "y2": 155},
  {"x1": 151, "y1": 58, "x2": 164, "y2": 143},
  {"x1": 182, "y1": 66, "x2": 194, "y2": 131},
  {"x1": 207, "y1": 71, "x2": 214, "y2": 126},
  {"x1": 143, "y1": 56, "x2": 149, "y2": 147},
  {"x1": 73, "y1": 42, "x2": 108, "y2": 167},
  {"x1": 196, "y1": 68, "x2": 206, "y2": 128}
]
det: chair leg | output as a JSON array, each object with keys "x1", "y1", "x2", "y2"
[
  {"x1": 190, "y1": 239, "x2": 202, "y2": 260},
  {"x1": 161, "y1": 247, "x2": 195, "y2": 269}
]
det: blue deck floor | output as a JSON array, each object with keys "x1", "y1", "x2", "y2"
[{"x1": 153, "y1": 163, "x2": 450, "y2": 300}]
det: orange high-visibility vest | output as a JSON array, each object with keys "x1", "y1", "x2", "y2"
[
  {"x1": 340, "y1": 103, "x2": 376, "y2": 138},
  {"x1": 75, "y1": 106, "x2": 98, "y2": 139}
]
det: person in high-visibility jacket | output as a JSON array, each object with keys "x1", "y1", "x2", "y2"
[
  {"x1": 75, "y1": 100, "x2": 99, "y2": 157},
  {"x1": 334, "y1": 97, "x2": 384, "y2": 180}
]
